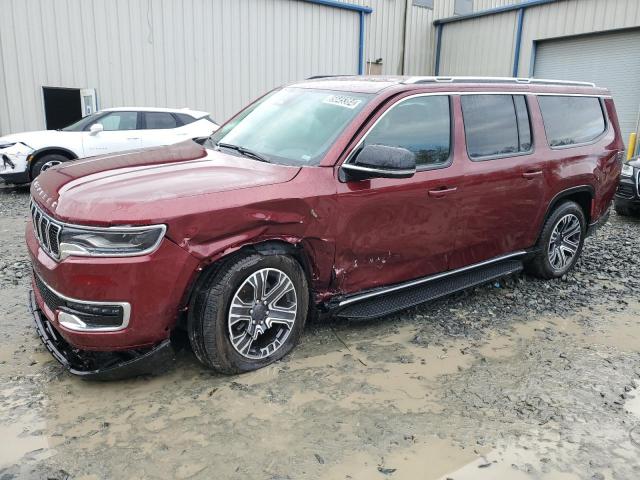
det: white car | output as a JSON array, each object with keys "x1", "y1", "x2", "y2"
[{"x1": 0, "y1": 107, "x2": 218, "y2": 183}]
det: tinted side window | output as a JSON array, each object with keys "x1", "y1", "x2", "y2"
[
  {"x1": 514, "y1": 96, "x2": 532, "y2": 151},
  {"x1": 538, "y1": 96, "x2": 605, "y2": 147},
  {"x1": 362, "y1": 96, "x2": 450, "y2": 167},
  {"x1": 461, "y1": 95, "x2": 532, "y2": 159},
  {"x1": 145, "y1": 112, "x2": 179, "y2": 129},
  {"x1": 175, "y1": 113, "x2": 197, "y2": 125},
  {"x1": 99, "y1": 112, "x2": 138, "y2": 131}
]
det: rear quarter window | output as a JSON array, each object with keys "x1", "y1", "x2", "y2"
[
  {"x1": 175, "y1": 113, "x2": 197, "y2": 125},
  {"x1": 538, "y1": 96, "x2": 606, "y2": 148}
]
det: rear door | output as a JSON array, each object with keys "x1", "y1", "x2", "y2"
[
  {"x1": 139, "y1": 111, "x2": 187, "y2": 148},
  {"x1": 449, "y1": 93, "x2": 548, "y2": 269},
  {"x1": 334, "y1": 93, "x2": 464, "y2": 294}
]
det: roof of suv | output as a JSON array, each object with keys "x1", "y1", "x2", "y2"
[
  {"x1": 292, "y1": 75, "x2": 610, "y2": 96},
  {"x1": 101, "y1": 107, "x2": 210, "y2": 118}
]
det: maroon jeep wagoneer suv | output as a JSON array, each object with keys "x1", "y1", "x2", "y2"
[{"x1": 27, "y1": 76, "x2": 624, "y2": 378}]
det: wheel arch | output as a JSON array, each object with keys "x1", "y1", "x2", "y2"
[
  {"x1": 29, "y1": 147, "x2": 78, "y2": 178},
  {"x1": 543, "y1": 185, "x2": 594, "y2": 229},
  {"x1": 183, "y1": 239, "x2": 318, "y2": 322}
]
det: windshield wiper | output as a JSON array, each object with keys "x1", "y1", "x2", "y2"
[{"x1": 216, "y1": 142, "x2": 270, "y2": 163}]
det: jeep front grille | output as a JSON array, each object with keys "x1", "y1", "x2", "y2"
[{"x1": 30, "y1": 199, "x2": 62, "y2": 259}]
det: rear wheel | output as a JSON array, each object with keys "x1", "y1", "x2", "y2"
[
  {"x1": 188, "y1": 253, "x2": 309, "y2": 374},
  {"x1": 526, "y1": 201, "x2": 586, "y2": 279},
  {"x1": 31, "y1": 153, "x2": 68, "y2": 179}
]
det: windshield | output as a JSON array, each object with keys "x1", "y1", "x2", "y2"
[
  {"x1": 208, "y1": 88, "x2": 372, "y2": 166},
  {"x1": 61, "y1": 113, "x2": 104, "y2": 132}
]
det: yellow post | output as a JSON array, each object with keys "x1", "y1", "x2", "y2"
[{"x1": 628, "y1": 132, "x2": 638, "y2": 161}]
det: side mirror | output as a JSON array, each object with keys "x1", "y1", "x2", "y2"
[
  {"x1": 89, "y1": 123, "x2": 104, "y2": 135},
  {"x1": 340, "y1": 144, "x2": 416, "y2": 181}
]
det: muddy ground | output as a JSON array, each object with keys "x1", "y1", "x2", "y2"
[{"x1": 1, "y1": 182, "x2": 640, "y2": 480}]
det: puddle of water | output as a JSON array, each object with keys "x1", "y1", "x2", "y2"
[{"x1": 320, "y1": 437, "x2": 484, "y2": 480}]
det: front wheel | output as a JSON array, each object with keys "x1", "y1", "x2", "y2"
[
  {"x1": 526, "y1": 201, "x2": 586, "y2": 279},
  {"x1": 31, "y1": 153, "x2": 68, "y2": 179},
  {"x1": 188, "y1": 253, "x2": 309, "y2": 374}
]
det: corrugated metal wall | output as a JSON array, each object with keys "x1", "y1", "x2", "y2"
[
  {"x1": 473, "y1": 0, "x2": 521, "y2": 11},
  {"x1": 338, "y1": 0, "x2": 523, "y2": 77},
  {"x1": 0, "y1": 0, "x2": 361, "y2": 135},
  {"x1": 438, "y1": 10, "x2": 518, "y2": 75},
  {"x1": 0, "y1": 0, "x2": 546, "y2": 136},
  {"x1": 436, "y1": 0, "x2": 640, "y2": 77}
]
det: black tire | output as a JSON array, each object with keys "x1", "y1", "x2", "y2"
[
  {"x1": 188, "y1": 253, "x2": 309, "y2": 374},
  {"x1": 31, "y1": 153, "x2": 68, "y2": 179},
  {"x1": 526, "y1": 201, "x2": 586, "y2": 279},
  {"x1": 614, "y1": 202, "x2": 634, "y2": 217}
]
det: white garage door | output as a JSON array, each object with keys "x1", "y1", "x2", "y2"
[{"x1": 534, "y1": 29, "x2": 640, "y2": 146}]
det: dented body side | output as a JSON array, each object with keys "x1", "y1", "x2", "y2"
[{"x1": 26, "y1": 80, "x2": 624, "y2": 353}]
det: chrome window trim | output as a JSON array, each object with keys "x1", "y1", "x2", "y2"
[
  {"x1": 341, "y1": 163, "x2": 416, "y2": 177},
  {"x1": 338, "y1": 250, "x2": 527, "y2": 307},
  {"x1": 35, "y1": 273, "x2": 131, "y2": 332},
  {"x1": 30, "y1": 198, "x2": 166, "y2": 260},
  {"x1": 339, "y1": 91, "x2": 612, "y2": 173}
]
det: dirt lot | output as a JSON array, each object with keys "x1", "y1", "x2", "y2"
[{"x1": 1, "y1": 182, "x2": 640, "y2": 480}]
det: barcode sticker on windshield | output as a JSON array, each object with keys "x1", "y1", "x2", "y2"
[{"x1": 323, "y1": 95, "x2": 362, "y2": 109}]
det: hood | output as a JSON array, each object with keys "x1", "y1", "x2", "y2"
[
  {"x1": 32, "y1": 141, "x2": 301, "y2": 225},
  {"x1": 0, "y1": 130, "x2": 70, "y2": 150}
]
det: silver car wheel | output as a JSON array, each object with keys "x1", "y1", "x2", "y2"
[
  {"x1": 547, "y1": 213, "x2": 581, "y2": 271},
  {"x1": 40, "y1": 160, "x2": 62, "y2": 172},
  {"x1": 227, "y1": 268, "x2": 297, "y2": 360}
]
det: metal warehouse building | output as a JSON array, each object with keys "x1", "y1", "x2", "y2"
[
  {"x1": 435, "y1": 0, "x2": 640, "y2": 146},
  {"x1": 0, "y1": 0, "x2": 639, "y2": 147},
  {"x1": 0, "y1": 0, "x2": 522, "y2": 136}
]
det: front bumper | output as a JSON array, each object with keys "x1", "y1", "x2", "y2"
[
  {"x1": 27, "y1": 219, "x2": 200, "y2": 350},
  {"x1": 0, "y1": 142, "x2": 33, "y2": 183},
  {"x1": 29, "y1": 290, "x2": 175, "y2": 380},
  {"x1": 614, "y1": 171, "x2": 640, "y2": 210}
]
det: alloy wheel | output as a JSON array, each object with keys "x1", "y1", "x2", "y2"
[
  {"x1": 40, "y1": 160, "x2": 62, "y2": 171},
  {"x1": 227, "y1": 268, "x2": 297, "y2": 360},
  {"x1": 547, "y1": 213, "x2": 581, "y2": 271}
]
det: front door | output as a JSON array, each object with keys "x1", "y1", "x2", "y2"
[
  {"x1": 334, "y1": 94, "x2": 463, "y2": 294},
  {"x1": 449, "y1": 94, "x2": 548, "y2": 269},
  {"x1": 82, "y1": 111, "x2": 142, "y2": 157}
]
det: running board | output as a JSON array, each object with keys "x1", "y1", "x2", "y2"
[{"x1": 332, "y1": 258, "x2": 523, "y2": 320}]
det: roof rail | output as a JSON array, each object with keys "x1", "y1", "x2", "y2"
[
  {"x1": 305, "y1": 74, "x2": 351, "y2": 80},
  {"x1": 402, "y1": 76, "x2": 596, "y2": 88}
]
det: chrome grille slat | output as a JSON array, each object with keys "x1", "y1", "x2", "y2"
[{"x1": 29, "y1": 199, "x2": 62, "y2": 260}]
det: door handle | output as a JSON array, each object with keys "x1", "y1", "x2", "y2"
[
  {"x1": 522, "y1": 170, "x2": 543, "y2": 179},
  {"x1": 127, "y1": 137, "x2": 141, "y2": 141},
  {"x1": 428, "y1": 186, "x2": 457, "y2": 198}
]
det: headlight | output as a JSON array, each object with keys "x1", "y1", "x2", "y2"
[
  {"x1": 621, "y1": 163, "x2": 634, "y2": 177},
  {"x1": 59, "y1": 225, "x2": 166, "y2": 258},
  {"x1": 0, "y1": 142, "x2": 16, "y2": 150}
]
